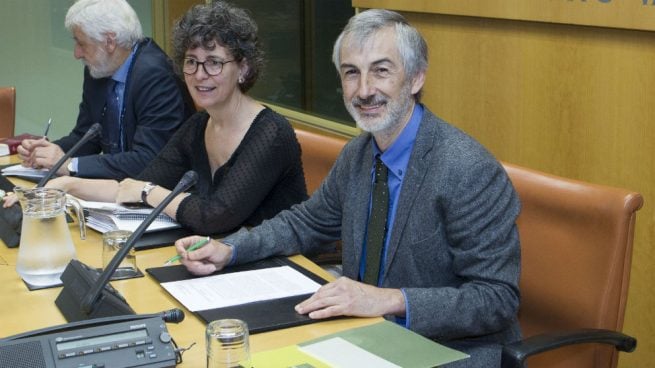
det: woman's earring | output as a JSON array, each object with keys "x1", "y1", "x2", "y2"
[{"x1": 238, "y1": 76, "x2": 244, "y2": 84}]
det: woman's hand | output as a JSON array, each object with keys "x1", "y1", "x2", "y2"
[
  {"x1": 116, "y1": 178, "x2": 148, "y2": 204},
  {"x1": 45, "y1": 175, "x2": 79, "y2": 192},
  {"x1": 2, "y1": 192, "x2": 18, "y2": 208}
]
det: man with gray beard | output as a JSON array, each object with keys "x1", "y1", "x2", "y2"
[
  {"x1": 173, "y1": 9, "x2": 522, "y2": 367},
  {"x1": 17, "y1": 0, "x2": 194, "y2": 179}
]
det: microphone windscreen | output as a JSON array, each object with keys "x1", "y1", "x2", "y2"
[
  {"x1": 85, "y1": 122, "x2": 102, "y2": 139},
  {"x1": 177, "y1": 170, "x2": 198, "y2": 190},
  {"x1": 161, "y1": 308, "x2": 185, "y2": 323}
]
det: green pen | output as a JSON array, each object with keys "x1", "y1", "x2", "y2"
[{"x1": 163, "y1": 236, "x2": 210, "y2": 265}]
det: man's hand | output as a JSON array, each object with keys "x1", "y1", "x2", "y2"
[
  {"x1": 175, "y1": 236, "x2": 233, "y2": 275},
  {"x1": 17, "y1": 138, "x2": 45, "y2": 167},
  {"x1": 17, "y1": 139, "x2": 66, "y2": 174},
  {"x1": 294, "y1": 277, "x2": 406, "y2": 319},
  {"x1": 116, "y1": 178, "x2": 148, "y2": 204}
]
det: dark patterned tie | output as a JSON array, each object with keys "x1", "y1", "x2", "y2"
[
  {"x1": 104, "y1": 79, "x2": 121, "y2": 153},
  {"x1": 363, "y1": 156, "x2": 389, "y2": 285}
]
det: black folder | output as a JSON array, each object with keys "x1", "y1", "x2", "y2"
[
  {"x1": 146, "y1": 257, "x2": 332, "y2": 333},
  {"x1": 0, "y1": 174, "x2": 21, "y2": 248},
  {"x1": 133, "y1": 227, "x2": 193, "y2": 250}
]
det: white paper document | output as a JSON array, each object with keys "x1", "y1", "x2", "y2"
[
  {"x1": 299, "y1": 337, "x2": 401, "y2": 368},
  {"x1": 161, "y1": 265, "x2": 321, "y2": 312},
  {"x1": 1, "y1": 163, "x2": 48, "y2": 178}
]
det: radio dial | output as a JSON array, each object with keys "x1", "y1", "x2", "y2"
[{"x1": 159, "y1": 331, "x2": 171, "y2": 344}]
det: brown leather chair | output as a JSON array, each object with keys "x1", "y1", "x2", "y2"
[
  {"x1": 292, "y1": 127, "x2": 641, "y2": 367},
  {"x1": 0, "y1": 86, "x2": 16, "y2": 139},
  {"x1": 501, "y1": 162, "x2": 642, "y2": 368},
  {"x1": 294, "y1": 126, "x2": 349, "y2": 195},
  {"x1": 294, "y1": 126, "x2": 349, "y2": 264}
]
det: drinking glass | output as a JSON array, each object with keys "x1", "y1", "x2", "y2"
[
  {"x1": 206, "y1": 319, "x2": 251, "y2": 368},
  {"x1": 102, "y1": 229, "x2": 138, "y2": 279}
]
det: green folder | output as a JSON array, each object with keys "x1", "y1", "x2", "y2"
[
  {"x1": 250, "y1": 320, "x2": 466, "y2": 368},
  {"x1": 299, "y1": 320, "x2": 468, "y2": 367}
]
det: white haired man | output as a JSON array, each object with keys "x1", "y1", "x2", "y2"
[{"x1": 18, "y1": 0, "x2": 194, "y2": 179}]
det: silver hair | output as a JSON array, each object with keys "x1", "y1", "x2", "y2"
[
  {"x1": 332, "y1": 9, "x2": 428, "y2": 100},
  {"x1": 65, "y1": 0, "x2": 143, "y2": 48}
]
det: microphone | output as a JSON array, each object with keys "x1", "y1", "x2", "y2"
[
  {"x1": 161, "y1": 308, "x2": 185, "y2": 324},
  {"x1": 55, "y1": 170, "x2": 199, "y2": 322},
  {"x1": 37, "y1": 123, "x2": 102, "y2": 187}
]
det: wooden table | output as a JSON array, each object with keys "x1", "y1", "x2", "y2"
[{"x1": 0, "y1": 156, "x2": 379, "y2": 366}]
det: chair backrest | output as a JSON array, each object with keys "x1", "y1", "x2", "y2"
[
  {"x1": 0, "y1": 86, "x2": 16, "y2": 139},
  {"x1": 293, "y1": 126, "x2": 349, "y2": 264},
  {"x1": 503, "y1": 162, "x2": 643, "y2": 368},
  {"x1": 294, "y1": 126, "x2": 349, "y2": 194}
]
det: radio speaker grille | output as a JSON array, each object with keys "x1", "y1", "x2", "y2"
[{"x1": 0, "y1": 341, "x2": 47, "y2": 368}]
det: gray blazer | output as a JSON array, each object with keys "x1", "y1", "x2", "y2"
[{"x1": 226, "y1": 108, "x2": 522, "y2": 366}]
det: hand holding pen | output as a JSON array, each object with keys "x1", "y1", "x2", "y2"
[
  {"x1": 165, "y1": 236, "x2": 211, "y2": 265},
  {"x1": 17, "y1": 117, "x2": 53, "y2": 167},
  {"x1": 171, "y1": 236, "x2": 234, "y2": 275}
]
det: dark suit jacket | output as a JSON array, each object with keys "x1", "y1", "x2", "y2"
[
  {"x1": 55, "y1": 38, "x2": 195, "y2": 179},
  {"x1": 226, "y1": 107, "x2": 522, "y2": 366}
]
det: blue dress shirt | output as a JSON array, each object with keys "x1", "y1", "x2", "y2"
[
  {"x1": 359, "y1": 103, "x2": 423, "y2": 282},
  {"x1": 359, "y1": 103, "x2": 424, "y2": 326}
]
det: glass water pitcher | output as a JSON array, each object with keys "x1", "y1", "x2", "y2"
[{"x1": 14, "y1": 187, "x2": 85, "y2": 287}]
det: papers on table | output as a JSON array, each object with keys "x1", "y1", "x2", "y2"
[
  {"x1": 78, "y1": 199, "x2": 181, "y2": 234},
  {"x1": 300, "y1": 337, "x2": 402, "y2": 368},
  {"x1": 161, "y1": 265, "x2": 321, "y2": 312},
  {"x1": 1, "y1": 163, "x2": 48, "y2": 179}
]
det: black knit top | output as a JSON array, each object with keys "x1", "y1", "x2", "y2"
[{"x1": 137, "y1": 108, "x2": 308, "y2": 235}]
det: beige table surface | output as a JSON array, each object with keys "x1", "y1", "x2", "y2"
[{"x1": 0, "y1": 155, "x2": 379, "y2": 366}]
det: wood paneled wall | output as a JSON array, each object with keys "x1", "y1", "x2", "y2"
[
  {"x1": 152, "y1": 0, "x2": 203, "y2": 55},
  {"x1": 355, "y1": 0, "x2": 655, "y2": 32},
  {"x1": 353, "y1": 2, "x2": 655, "y2": 367}
]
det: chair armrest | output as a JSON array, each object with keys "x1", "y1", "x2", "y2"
[
  {"x1": 501, "y1": 329, "x2": 637, "y2": 368},
  {"x1": 306, "y1": 240, "x2": 342, "y2": 265}
]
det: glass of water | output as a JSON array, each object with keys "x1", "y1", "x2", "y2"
[
  {"x1": 206, "y1": 319, "x2": 251, "y2": 368},
  {"x1": 102, "y1": 229, "x2": 138, "y2": 279}
]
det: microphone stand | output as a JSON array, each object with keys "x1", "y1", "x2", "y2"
[{"x1": 56, "y1": 171, "x2": 198, "y2": 322}]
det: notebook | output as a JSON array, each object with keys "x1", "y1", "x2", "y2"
[
  {"x1": 77, "y1": 199, "x2": 190, "y2": 249},
  {"x1": 1, "y1": 163, "x2": 47, "y2": 180},
  {"x1": 79, "y1": 199, "x2": 182, "y2": 234}
]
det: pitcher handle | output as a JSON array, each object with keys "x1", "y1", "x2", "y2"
[{"x1": 65, "y1": 195, "x2": 87, "y2": 240}]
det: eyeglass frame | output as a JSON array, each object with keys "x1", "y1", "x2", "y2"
[{"x1": 182, "y1": 57, "x2": 235, "y2": 76}]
